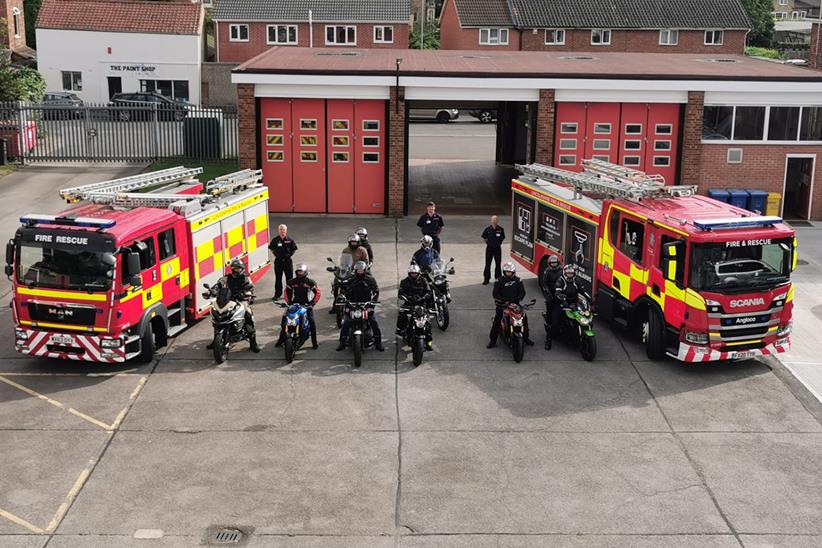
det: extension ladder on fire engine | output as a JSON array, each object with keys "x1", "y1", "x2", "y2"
[
  {"x1": 515, "y1": 160, "x2": 697, "y2": 202},
  {"x1": 59, "y1": 167, "x2": 204, "y2": 203}
]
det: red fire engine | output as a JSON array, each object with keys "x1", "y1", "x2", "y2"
[
  {"x1": 511, "y1": 160, "x2": 796, "y2": 362},
  {"x1": 6, "y1": 167, "x2": 271, "y2": 363}
]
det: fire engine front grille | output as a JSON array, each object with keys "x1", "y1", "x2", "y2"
[
  {"x1": 720, "y1": 342, "x2": 763, "y2": 353},
  {"x1": 28, "y1": 303, "x2": 97, "y2": 325},
  {"x1": 721, "y1": 325, "x2": 770, "y2": 339}
]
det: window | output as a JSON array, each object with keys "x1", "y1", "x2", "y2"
[
  {"x1": 625, "y1": 124, "x2": 642, "y2": 135},
  {"x1": 655, "y1": 124, "x2": 673, "y2": 135},
  {"x1": 733, "y1": 106, "x2": 766, "y2": 140},
  {"x1": 559, "y1": 138, "x2": 577, "y2": 150},
  {"x1": 332, "y1": 120, "x2": 349, "y2": 130},
  {"x1": 773, "y1": 11, "x2": 786, "y2": 20},
  {"x1": 593, "y1": 139, "x2": 610, "y2": 150},
  {"x1": 592, "y1": 155, "x2": 610, "y2": 162},
  {"x1": 363, "y1": 152, "x2": 380, "y2": 163},
  {"x1": 591, "y1": 29, "x2": 611, "y2": 45},
  {"x1": 230, "y1": 24, "x2": 249, "y2": 42},
  {"x1": 326, "y1": 25, "x2": 356, "y2": 45},
  {"x1": 779, "y1": 0, "x2": 787, "y2": 5},
  {"x1": 727, "y1": 149, "x2": 743, "y2": 164},
  {"x1": 267, "y1": 25, "x2": 297, "y2": 45},
  {"x1": 659, "y1": 29, "x2": 678, "y2": 45},
  {"x1": 133, "y1": 238, "x2": 156, "y2": 271},
  {"x1": 139, "y1": 79, "x2": 190, "y2": 101},
  {"x1": 703, "y1": 106, "x2": 733, "y2": 140},
  {"x1": 619, "y1": 216, "x2": 645, "y2": 264},
  {"x1": 624, "y1": 140, "x2": 642, "y2": 150},
  {"x1": 12, "y1": 7, "x2": 20, "y2": 37},
  {"x1": 332, "y1": 136, "x2": 349, "y2": 146},
  {"x1": 300, "y1": 151, "x2": 318, "y2": 162},
  {"x1": 560, "y1": 122, "x2": 577, "y2": 134},
  {"x1": 654, "y1": 140, "x2": 672, "y2": 151},
  {"x1": 479, "y1": 28, "x2": 509, "y2": 45},
  {"x1": 659, "y1": 235, "x2": 685, "y2": 285},
  {"x1": 267, "y1": 119, "x2": 284, "y2": 130},
  {"x1": 158, "y1": 229, "x2": 176, "y2": 261},
  {"x1": 332, "y1": 152, "x2": 350, "y2": 163},
  {"x1": 558, "y1": 155, "x2": 576, "y2": 166},
  {"x1": 267, "y1": 151, "x2": 284, "y2": 162},
  {"x1": 300, "y1": 136, "x2": 318, "y2": 146},
  {"x1": 363, "y1": 120, "x2": 380, "y2": 131},
  {"x1": 545, "y1": 29, "x2": 565, "y2": 45},
  {"x1": 374, "y1": 26, "x2": 394, "y2": 43},
  {"x1": 363, "y1": 136, "x2": 380, "y2": 147},
  {"x1": 801, "y1": 107, "x2": 822, "y2": 141},
  {"x1": 594, "y1": 123, "x2": 611, "y2": 134},
  {"x1": 623, "y1": 155, "x2": 641, "y2": 166},
  {"x1": 61, "y1": 71, "x2": 82, "y2": 92},
  {"x1": 653, "y1": 156, "x2": 671, "y2": 167},
  {"x1": 768, "y1": 107, "x2": 800, "y2": 140},
  {"x1": 267, "y1": 135, "x2": 284, "y2": 146},
  {"x1": 704, "y1": 30, "x2": 724, "y2": 45},
  {"x1": 300, "y1": 119, "x2": 317, "y2": 130}
]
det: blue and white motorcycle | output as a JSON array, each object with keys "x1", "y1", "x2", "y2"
[{"x1": 277, "y1": 302, "x2": 312, "y2": 363}]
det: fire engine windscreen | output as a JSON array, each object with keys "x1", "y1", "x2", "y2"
[
  {"x1": 17, "y1": 243, "x2": 116, "y2": 291},
  {"x1": 689, "y1": 238, "x2": 792, "y2": 292}
]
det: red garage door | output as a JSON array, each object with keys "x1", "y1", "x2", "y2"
[
  {"x1": 260, "y1": 98, "x2": 293, "y2": 212},
  {"x1": 292, "y1": 99, "x2": 326, "y2": 213},
  {"x1": 354, "y1": 100, "x2": 385, "y2": 214},
  {"x1": 327, "y1": 100, "x2": 356, "y2": 213}
]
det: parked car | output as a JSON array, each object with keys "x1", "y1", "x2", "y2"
[
  {"x1": 109, "y1": 92, "x2": 189, "y2": 121},
  {"x1": 42, "y1": 92, "x2": 83, "y2": 120},
  {"x1": 409, "y1": 108, "x2": 459, "y2": 123},
  {"x1": 469, "y1": 109, "x2": 497, "y2": 123}
]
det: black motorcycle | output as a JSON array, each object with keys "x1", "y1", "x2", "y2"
[
  {"x1": 344, "y1": 300, "x2": 378, "y2": 368},
  {"x1": 421, "y1": 257, "x2": 455, "y2": 331},
  {"x1": 203, "y1": 283, "x2": 254, "y2": 364},
  {"x1": 399, "y1": 295, "x2": 432, "y2": 366},
  {"x1": 326, "y1": 255, "x2": 354, "y2": 328}
]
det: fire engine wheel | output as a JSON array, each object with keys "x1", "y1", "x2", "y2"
[
  {"x1": 412, "y1": 338, "x2": 425, "y2": 366},
  {"x1": 352, "y1": 333, "x2": 363, "y2": 368},
  {"x1": 284, "y1": 336, "x2": 295, "y2": 363},
  {"x1": 137, "y1": 323, "x2": 155, "y2": 363},
  {"x1": 512, "y1": 336, "x2": 525, "y2": 363},
  {"x1": 645, "y1": 309, "x2": 666, "y2": 360},
  {"x1": 436, "y1": 304, "x2": 450, "y2": 331}
]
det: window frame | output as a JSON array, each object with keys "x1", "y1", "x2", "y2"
[
  {"x1": 704, "y1": 29, "x2": 724, "y2": 45},
  {"x1": 616, "y1": 212, "x2": 646, "y2": 266},
  {"x1": 479, "y1": 27, "x2": 509, "y2": 46},
  {"x1": 558, "y1": 154, "x2": 577, "y2": 166},
  {"x1": 325, "y1": 25, "x2": 357, "y2": 46},
  {"x1": 544, "y1": 28, "x2": 565, "y2": 45},
  {"x1": 591, "y1": 29, "x2": 612, "y2": 46},
  {"x1": 560, "y1": 122, "x2": 578, "y2": 134},
  {"x1": 229, "y1": 24, "x2": 249, "y2": 42},
  {"x1": 61, "y1": 71, "x2": 82, "y2": 92},
  {"x1": 623, "y1": 155, "x2": 642, "y2": 166},
  {"x1": 362, "y1": 152, "x2": 380, "y2": 163},
  {"x1": 266, "y1": 24, "x2": 298, "y2": 45},
  {"x1": 158, "y1": 228, "x2": 176, "y2": 261},
  {"x1": 12, "y1": 7, "x2": 20, "y2": 37},
  {"x1": 373, "y1": 25, "x2": 394, "y2": 44},
  {"x1": 559, "y1": 138, "x2": 577, "y2": 150},
  {"x1": 659, "y1": 29, "x2": 678, "y2": 46}
]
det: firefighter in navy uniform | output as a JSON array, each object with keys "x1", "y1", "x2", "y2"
[
  {"x1": 481, "y1": 215, "x2": 505, "y2": 285},
  {"x1": 487, "y1": 262, "x2": 534, "y2": 348},
  {"x1": 208, "y1": 259, "x2": 260, "y2": 353},
  {"x1": 541, "y1": 254, "x2": 563, "y2": 350},
  {"x1": 337, "y1": 261, "x2": 384, "y2": 352},
  {"x1": 276, "y1": 263, "x2": 321, "y2": 349},
  {"x1": 417, "y1": 201, "x2": 444, "y2": 253},
  {"x1": 268, "y1": 224, "x2": 298, "y2": 300}
]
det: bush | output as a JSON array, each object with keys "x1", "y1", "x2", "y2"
[
  {"x1": 0, "y1": 66, "x2": 46, "y2": 102},
  {"x1": 745, "y1": 46, "x2": 785, "y2": 60}
]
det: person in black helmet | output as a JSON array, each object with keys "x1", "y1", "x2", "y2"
[
  {"x1": 356, "y1": 227, "x2": 374, "y2": 263},
  {"x1": 487, "y1": 261, "x2": 533, "y2": 348},
  {"x1": 396, "y1": 263, "x2": 433, "y2": 350},
  {"x1": 337, "y1": 260, "x2": 384, "y2": 352},
  {"x1": 208, "y1": 258, "x2": 260, "y2": 352},
  {"x1": 552, "y1": 263, "x2": 582, "y2": 344},
  {"x1": 541, "y1": 254, "x2": 563, "y2": 350}
]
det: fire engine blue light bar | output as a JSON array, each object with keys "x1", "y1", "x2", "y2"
[
  {"x1": 693, "y1": 216, "x2": 782, "y2": 231},
  {"x1": 20, "y1": 214, "x2": 117, "y2": 229}
]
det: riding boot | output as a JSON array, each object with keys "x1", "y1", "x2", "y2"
[
  {"x1": 311, "y1": 332, "x2": 319, "y2": 349},
  {"x1": 544, "y1": 335, "x2": 552, "y2": 350},
  {"x1": 249, "y1": 335, "x2": 261, "y2": 353},
  {"x1": 275, "y1": 331, "x2": 285, "y2": 347}
]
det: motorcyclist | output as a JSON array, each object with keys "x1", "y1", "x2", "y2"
[
  {"x1": 487, "y1": 261, "x2": 533, "y2": 348},
  {"x1": 337, "y1": 261, "x2": 384, "y2": 352},
  {"x1": 396, "y1": 264, "x2": 433, "y2": 350},
  {"x1": 541, "y1": 255, "x2": 563, "y2": 350},
  {"x1": 208, "y1": 258, "x2": 260, "y2": 353},
  {"x1": 342, "y1": 233, "x2": 370, "y2": 266},
  {"x1": 552, "y1": 264, "x2": 583, "y2": 339},
  {"x1": 356, "y1": 227, "x2": 374, "y2": 263},
  {"x1": 412, "y1": 235, "x2": 440, "y2": 272},
  {"x1": 276, "y1": 263, "x2": 321, "y2": 349}
]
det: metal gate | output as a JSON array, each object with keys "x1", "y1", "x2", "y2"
[{"x1": 0, "y1": 102, "x2": 239, "y2": 163}]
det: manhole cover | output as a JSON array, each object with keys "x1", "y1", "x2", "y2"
[{"x1": 205, "y1": 526, "x2": 252, "y2": 546}]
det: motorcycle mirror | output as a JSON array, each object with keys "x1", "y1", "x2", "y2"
[
  {"x1": 528, "y1": 299, "x2": 536, "y2": 305},
  {"x1": 449, "y1": 257, "x2": 455, "y2": 262},
  {"x1": 203, "y1": 283, "x2": 210, "y2": 289},
  {"x1": 326, "y1": 266, "x2": 335, "y2": 272},
  {"x1": 326, "y1": 257, "x2": 333, "y2": 262}
]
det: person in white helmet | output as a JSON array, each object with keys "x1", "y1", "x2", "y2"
[
  {"x1": 356, "y1": 227, "x2": 374, "y2": 263},
  {"x1": 276, "y1": 263, "x2": 320, "y2": 349},
  {"x1": 412, "y1": 235, "x2": 439, "y2": 271},
  {"x1": 488, "y1": 261, "x2": 533, "y2": 348}
]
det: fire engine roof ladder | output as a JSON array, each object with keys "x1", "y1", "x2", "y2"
[
  {"x1": 515, "y1": 159, "x2": 697, "y2": 202},
  {"x1": 59, "y1": 166, "x2": 204, "y2": 203}
]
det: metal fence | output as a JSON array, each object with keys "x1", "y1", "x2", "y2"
[{"x1": 0, "y1": 102, "x2": 239, "y2": 163}]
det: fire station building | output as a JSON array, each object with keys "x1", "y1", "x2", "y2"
[{"x1": 232, "y1": 47, "x2": 822, "y2": 220}]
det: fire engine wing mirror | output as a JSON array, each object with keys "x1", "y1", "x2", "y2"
[
  {"x1": 4, "y1": 239, "x2": 14, "y2": 277},
  {"x1": 101, "y1": 253, "x2": 116, "y2": 267},
  {"x1": 661, "y1": 241, "x2": 685, "y2": 286},
  {"x1": 123, "y1": 251, "x2": 142, "y2": 286}
]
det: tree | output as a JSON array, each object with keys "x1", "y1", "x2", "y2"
[
  {"x1": 410, "y1": 25, "x2": 440, "y2": 49},
  {"x1": 0, "y1": 18, "x2": 46, "y2": 102},
  {"x1": 741, "y1": 0, "x2": 775, "y2": 47},
  {"x1": 24, "y1": 0, "x2": 42, "y2": 49}
]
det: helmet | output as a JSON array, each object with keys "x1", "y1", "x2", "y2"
[
  {"x1": 502, "y1": 261, "x2": 516, "y2": 274},
  {"x1": 229, "y1": 258, "x2": 244, "y2": 273},
  {"x1": 547, "y1": 255, "x2": 560, "y2": 268},
  {"x1": 563, "y1": 264, "x2": 576, "y2": 277},
  {"x1": 356, "y1": 227, "x2": 368, "y2": 238},
  {"x1": 348, "y1": 234, "x2": 360, "y2": 244},
  {"x1": 420, "y1": 235, "x2": 434, "y2": 249},
  {"x1": 295, "y1": 263, "x2": 308, "y2": 276},
  {"x1": 354, "y1": 261, "x2": 367, "y2": 274},
  {"x1": 408, "y1": 264, "x2": 421, "y2": 276}
]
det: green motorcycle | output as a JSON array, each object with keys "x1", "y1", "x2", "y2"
[{"x1": 560, "y1": 294, "x2": 597, "y2": 361}]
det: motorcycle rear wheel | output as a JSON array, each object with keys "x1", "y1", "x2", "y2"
[
  {"x1": 353, "y1": 333, "x2": 363, "y2": 368},
  {"x1": 412, "y1": 338, "x2": 425, "y2": 366},
  {"x1": 213, "y1": 331, "x2": 228, "y2": 364}
]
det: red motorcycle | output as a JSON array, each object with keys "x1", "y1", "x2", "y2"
[{"x1": 497, "y1": 299, "x2": 535, "y2": 363}]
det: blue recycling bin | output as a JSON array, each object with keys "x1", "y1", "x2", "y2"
[
  {"x1": 727, "y1": 189, "x2": 749, "y2": 209},
  {"x1": 708, "y1": 189, "x2": 730, "y2": 203},
  {"x1": 747, "y1": 189, "x2": 768, "y2": 214}
]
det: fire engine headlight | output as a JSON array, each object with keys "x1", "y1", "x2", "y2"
[
  {"x1": 705, "y1": 299, "x2": 721, "y2": 314},
  {"x1": 352, "y1": 310, "x2": 363, "y2": 319},
  {"x1": 777, "y1": 322, "x2": 792, "y2": 338},
  {"x1": 15, "y1": 329, "x2": 28, "y2": 341},
  {"x1": 773, "y1": 299, "x2": 785, "y2": 308},
  {"x1": 685, "y1": 331, "x2": 709, "y2": 345},
  {"x1": 100, "y1": 338, "x2": 122, "y2": 348}
]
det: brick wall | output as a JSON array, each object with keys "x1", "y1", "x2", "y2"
[
  {"x1": 388, "y1": 86, "x2": 406, "y2": 217},
  {"x1": 2, "y1": 0, "x2": 26, "y2": 50},
  {"x1": 216, "y1": 21, "x2": 409, "y2": 62},
  {"x1": 535, "y1": 89, "x2": 555, "y2": 165},
  {"x1": 439, "y1": 0, "x2": 520, "y2": 50},
  {"x1": 681, "y1": 91, "x2": 705, "y2": 186},
  {"x1": 237, "y1": 84, "x2": 257, "y2": 170},
  {"x1": 810, "y1": 22, "x2": 822, "y2": 70}
]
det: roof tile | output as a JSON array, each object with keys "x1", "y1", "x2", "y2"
[
  {"x1": 36, "y1": 0, "x2": 203, "y2": 35},
  {"x1": 213, "y1": 0, "x2": 410, "y2": 23}
]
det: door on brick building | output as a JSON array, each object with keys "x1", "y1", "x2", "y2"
[{"x1": 783, "y1": 155, "x2": 815, "y2": 220}]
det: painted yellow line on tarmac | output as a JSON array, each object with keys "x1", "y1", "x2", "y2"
[
  {"x1": 0, "y1": 375, "x2": 111, "y2": 431},
  {"x1": 0, "y1": 371, "x2": 141, "y2": 377},
  {"x1": 0, "y1": 507, "x2": 44, "y2": 534},
  {"x1": 109, "y1": 408, "x2": 128, "y2": 431},
  {"x1": 129, "y1": 376, "x2": 147, "y2": 400},
  {"x1": 46, "y1": 467, "x2": 92, "y2": 533}
]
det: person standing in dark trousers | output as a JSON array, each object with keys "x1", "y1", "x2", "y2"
[
  {"x1": 481, "y1": 215, "x2": 505, "y2": 285},
  {"x1": 268, "y1": 224, "x2": 297, "y2": 300},
  {"x1": 417, "y1": 201, "x2": 444, "y2": 253}
]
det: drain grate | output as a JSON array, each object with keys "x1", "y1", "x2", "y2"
[{"x1": 215, "y1": 528, "x2": 242, "y2": 543}]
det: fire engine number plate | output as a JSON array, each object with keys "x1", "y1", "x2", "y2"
[
  {"x1": 50, "y1": 334, "x2": 75, "y2": 346},
  {"x1": 729, "y1": 350, "x2": 756, "y2": 360}
]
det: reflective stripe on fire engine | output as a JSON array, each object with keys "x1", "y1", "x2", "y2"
[
  {"x1": 189, "y1": 191, "x2": 268, "y2": 231},
  {"x1": 119, "y1": 287, "x2": 142, "y2": 303},
  {"x1": 180, "y1": 268, "x2": 190, "y2": 288},
  {"x1": 17, "y1": 287, "x2": 107, "y2": 302},
  {"x1": 684, "y1": 289, "x2": 707, "y2": 311},
  {"x1": 160, "y1": 257, "x2": 181, "y2": 282},
  {"x1": 792, "y1": 237, "x2": 798, "y2": 271},
  {"x1": 20, "y1": 320, "x2": 107, "y2": 332},
  {"x1": 141, "y1": 284, "x2": 163, "y2": 308},
  {"x1": 787, "y1": 284, "x2": 795, "y2": 303}
]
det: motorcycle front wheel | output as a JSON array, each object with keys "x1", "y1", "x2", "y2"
[
  {"x1": 436, "y1": 302, "x2": 450, "y2": 331},
  {"x1": 213, "y1": 331, "x2": 229, "y2": 364},
  {"x1": 352, "y1": 333, "x2": 363, "y2": 368},
  {"x1": 412, "y1": 338, "x2": 425, "y2": 366},
  {"x1": 284, "y1": 336, "x2": 295, "y2": 363},
  {"x1": 580, "y1": 334, "x2": 597, "y2": 362},
  {"x1": 512, "y1": 336, "x2": 524, "y2": 363}
]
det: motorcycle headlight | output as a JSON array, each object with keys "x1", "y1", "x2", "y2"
[
  {"x1": 512, "y1": 318, "x2": 523, "y2": 327},
  {"x1": 578, "y1": 316, "x2": 592, "y2": 327},
  {"x1": 777, "y1": 321, "x2": 792, "y2": 338},
  {"x1": 414, "y1": 318, "x2": 428, "y2": 328},
  {"x1": 286, "y1": 317, "x2": 298, "y2": 326},
  {"x1": 353, "y1": 309, "x2": 363, "y2": 319},
  {"x1": 100, "y1": 338, "x2": 122, "y2": 348}
]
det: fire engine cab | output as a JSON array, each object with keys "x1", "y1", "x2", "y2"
[
  {"x1": 511, "y1": 160, "x2": 796, "y2": 362},
  {"x1": 6, "y1": 167, "x2": 271, "y2": 363}
]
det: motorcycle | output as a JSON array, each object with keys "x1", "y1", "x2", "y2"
[
  {"x1": 558, "y1": 294, "x2": 597, "y2": 361},
  {"x1": 399, "y1": 295, "x2": 432, "y2": 366},
  {"x1": 277, "y1": 302, "x2": 312, "y2": 363},
  {"x1": 202, "y1": 283, "x2": 254, "y2": 364},
  {"x1": 326, "y1": 254, "x2": 354, "y2": 328},
  {"x1": 422, "y1": 257, "x2": 455, "y2": 331},
  {"x1": 497, "y1": 299, "x2": 536, "y2": 363},
  {"x1": 343, "y1": 301, "x2": 378, "y2": 368}
]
